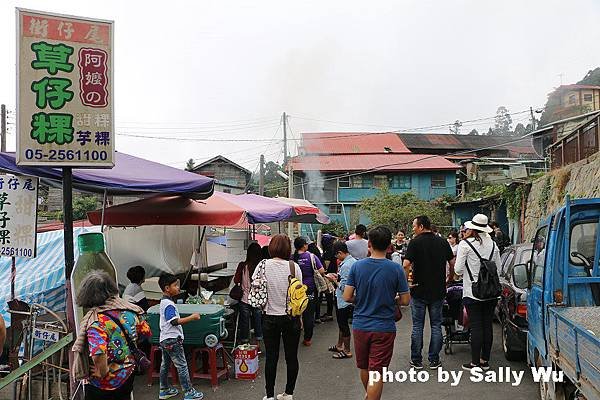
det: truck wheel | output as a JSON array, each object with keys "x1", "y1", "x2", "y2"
[
  {"x1": 536, "y1": 356, "x2": 565, "y2": 400},
  {"x1": 502, "y1": 322, "x2": 525, "y2": 361},
  {"x1": 205, "y1": 334, "x2": 219, "y2": 348}
]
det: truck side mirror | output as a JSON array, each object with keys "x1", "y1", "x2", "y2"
[{"x1": 512, "y1": 263, "x2": 529, "y2": 289}]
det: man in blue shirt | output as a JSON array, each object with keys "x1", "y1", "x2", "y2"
[
  {"x1": 326, "y1": 241, "x2": 356, "y2": 360},
  {"x1": 344, "y1": 226, "x2": 410, "y2": 400}
]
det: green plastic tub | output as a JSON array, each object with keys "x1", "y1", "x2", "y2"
[{"x1": 146, "y1": 303, "x2": 227, "y2": 347}]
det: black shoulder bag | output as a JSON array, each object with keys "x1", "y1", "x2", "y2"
[
  {"x1": 463, "y1": 240, "x2": 502, "y2": 300},
  {"x1": 102, "y1": 312, "x2": 151, "y2": 373}
]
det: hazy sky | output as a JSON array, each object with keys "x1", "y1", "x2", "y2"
[{"x1": 1, "y1": 0, "x2": 599, "y2": 173}]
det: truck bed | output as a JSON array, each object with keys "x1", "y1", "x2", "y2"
[{"x1": 549, "y1": 307, "x2": 600, "y2": 399}]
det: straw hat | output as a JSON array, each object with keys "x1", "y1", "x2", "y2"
[{"x1": 464, "y1": 214, "x2": 493, "y2": 233}]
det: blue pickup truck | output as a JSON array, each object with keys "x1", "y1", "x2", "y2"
[{"x1": 513, "y1": 197, "x2": 600, "y2": 400}]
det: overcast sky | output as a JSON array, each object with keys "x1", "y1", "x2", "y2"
[{"x1": 1, "y1": 0, "x2": 599, "y2": 172}]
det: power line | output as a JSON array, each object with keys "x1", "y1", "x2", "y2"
[{"x1": 117, "y1": 115, "x2": 279, "y2": 127}]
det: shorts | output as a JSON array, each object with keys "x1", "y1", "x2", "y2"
[
  {"x1": 353, "y1": 329, "x2": 396, "y2": 372},
  {"x1": 336, "y1": 305, "x2": 353, "y2": 337}
]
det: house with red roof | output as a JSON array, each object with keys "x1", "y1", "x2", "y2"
[{"x1": 289, "y1": 132, "x2": 460, "y2": 229}]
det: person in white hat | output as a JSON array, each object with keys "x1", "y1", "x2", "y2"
[{"x1": 454, "y1": 214, "x2": 502, "y2": 371}]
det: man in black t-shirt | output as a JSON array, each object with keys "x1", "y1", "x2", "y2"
[{"x1": 403, "y1": 215, "x2": 454, "y2": 370}]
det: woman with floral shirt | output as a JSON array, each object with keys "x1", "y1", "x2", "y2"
[{"x1": 76, "y1": 271, "x2": 151, "y2": 400}]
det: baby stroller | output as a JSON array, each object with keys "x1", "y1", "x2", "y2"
[{"x1": 442, "y1": 281, "x2": 470, "y2": 355}]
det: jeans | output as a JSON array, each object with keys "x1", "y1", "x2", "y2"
[
  {"x1": 160, "y1": 338, "x2": 192, "y2": 392},
  {"x1": 466, "y1": 299, "x2": 497, "y2": 364},
  {"x1": 410, "y1": 297, "x2": 443, "y2": 363},
  {"x1": 238, "y1": 301, "x2": 263, "y2": 342},
  {"x1": 263, "y1": 315, "x2": 301, "y2": 398},
  {"x1": 302, "y1": 292, "x2": 316, "y2": 341}
]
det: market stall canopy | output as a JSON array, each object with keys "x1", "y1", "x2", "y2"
[
  {"x1": 88, "y1": 194, "x2": 246, "y2": 226},
  {"x1": 88, "y1": 192, "x2": 329, "y2": 226},
  {"x1": 0, "y1": 152, "x2": 214, "y2": 198},
  {"x1": 275, "y1": 196, "x2": 331, "y2": 224}
]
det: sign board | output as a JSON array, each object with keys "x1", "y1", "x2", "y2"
[
  {"x1": 33, "y1": 327, "x2": 60, "y2": 343},
  {"x1": 0, "y1": 174, "x2": 38, "y2": 258},
  {"x1": 16, "y1": 9, "x2": 114, "y2": 167}
]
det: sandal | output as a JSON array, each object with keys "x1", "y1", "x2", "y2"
[
  {"x1": 332, "y1": 351, "x2": 352, "y2": 359},
  {"x1": 328, "y1": 345, "x2": 342, "y2": 352}
]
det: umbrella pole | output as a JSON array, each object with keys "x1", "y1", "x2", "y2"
[
  {"x1": 10, "y1": 257, "x2": 15, "y2": 300},
  {"x1": 100, "y1": 189, "x2": 108, "y2": 232}
]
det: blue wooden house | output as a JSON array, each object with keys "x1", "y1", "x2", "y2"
[{"x1": 289, "y1": 132, "x2": 460, "y2": 232}]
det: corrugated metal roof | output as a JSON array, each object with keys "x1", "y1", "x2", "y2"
[
  {"x1": 301, "y1": 132, "x2": 410, "y2": 154},
  {"x1": 398, "y1": 133, "x2": 536, "y2": 154},
  {"x1": 290, "y1": 153, "x2": 460, "y2": 172}
]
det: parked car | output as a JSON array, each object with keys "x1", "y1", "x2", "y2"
[{"x1": 496, "y1": 243, "x2": 532, "y2": 361}]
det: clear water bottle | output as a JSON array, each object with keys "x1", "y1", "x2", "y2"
[{"x1": 71, "y1": 232, "x2": 118, "y2": 329}]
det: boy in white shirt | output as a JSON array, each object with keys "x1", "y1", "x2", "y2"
[{"x1": 158, "y1": 273, "x2": 204, "y2": 400}]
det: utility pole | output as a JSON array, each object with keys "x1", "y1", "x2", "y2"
[
  {"x1": 1, "y1": 104, "x2": 6, "y2": 152},
  {"x1": 283, "y1": 112, "x2": 287, "y2": 164},
  {"x1": 259, "y1": 154, "x2": 265, "y2": 196},
  {"x1": 530, "y1": 106, "x2": 536, "y2": 131},
  {"x1": 287, "y1": 163, "x2": 294, "y2": 238}
]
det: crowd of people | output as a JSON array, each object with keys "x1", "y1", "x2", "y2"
[{"x1": 70, "y1": 214, "x2": 508, "y2": 400}]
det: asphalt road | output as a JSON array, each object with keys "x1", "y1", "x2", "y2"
[{"x1": 134, "y1": 308, "x2": 539, "y2": 400}]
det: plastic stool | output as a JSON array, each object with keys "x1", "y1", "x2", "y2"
[
  {"x1": 147, "y1": 345, "x2": 178, "y2": 386},
  {"x1": 191, "y1": 343, "x2": 230, "y2": 390}
]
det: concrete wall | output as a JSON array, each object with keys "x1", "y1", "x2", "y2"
[{"x1": 524, "y1": 152, "x2": 600, "y2": 241}]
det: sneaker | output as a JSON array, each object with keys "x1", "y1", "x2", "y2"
[
  {"x1": 480, "y1": 361, "x2": 490, "y2": 371},
  {"x1": 429, "y1": 360, "x2": 442, "y2": 369},
  {"x1": 159, "y1": 387, "x2": 179, "y2": 400},
  {"x1": 321, "y1": 315, "x2": 334, "y2": 322},
  {"x1": 262, "y1": 397, "x2": 275, "y2": 400},
  {"x1": 409, "y1": 360, "x2": 424, "y2": 370},
  {"x1": 184, "y1": 388, "x2": 204, "y2": 400},
  {"x1": 302, "y1": 339, "x2": 312, "y2": 347},
  {"x1": 462, "y1": 363, "x2": 482, "y2": 371},
  {"x1": 277, "y1": 394, "x2": 293, "y2": 400},
  {"x1": 314, "y1": 318, "x2": 322, "y2": 324}
]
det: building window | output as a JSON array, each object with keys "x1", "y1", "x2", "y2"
[
  {"x1": 351, "y1": 176, "x2": 363, "y2": 188},
  {"x1": 223, "y1": 188, "x2": 231, "y2": 193},
  {"x1": 569, "y1": 94, "x2": 577, "y2": 105},
  {"x1": 373, "y1": 175, "x2": 388, "y2": 189},
  {"x1": 338, "y1": 176, "x2": 350, "y2": 188},
  {"x1": 431, "y1": 174, "x2": 446, "y2": 188},
  {"x1": 584, "y1": 93, "x2": 593, "y2": 102},
  {"x1": 328, "y1": 204, "x2": 343, "y2": 215},
  {"x1": 389, "y1": 175, "x2": 411, "y2": 189}
]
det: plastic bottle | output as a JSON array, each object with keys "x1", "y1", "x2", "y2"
[{"x1": 71, "y1": 232, "x2": 118, "y2": 330}]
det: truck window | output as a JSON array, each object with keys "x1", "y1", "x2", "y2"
[
  {"x1": 570, "y1": 221, "x2": 597, "y2": 266},
  {"x1": 501, "y1": 251, "x2": 515, "y2": 276},
  {"x1": 532, "y1": 226, "x2": 548, "y2": 286}
]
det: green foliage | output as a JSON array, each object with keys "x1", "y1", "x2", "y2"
[
  {"x1": 502, "y1": 185, "x2": 526, "y2": 219},
  {"x1": 185, "y1": 159, "x2": 195, "y2": 171},
  {"x1": 538, "y1": 177, "x2": 552, "y2": 211},
  {"x1": 320, "y1": 221, "x2": 346, "y2": 237},
  {"x1": 468, "y1": 129, "x2": 479, "y2": 135},
  {"x1": 58, "y1": 195, "x2": 98, "y2": 221},
  {"x1": 493, "y1": 106, "x2": 513, "y2": 136},
  {"x1": 464, "y1": 184, "x2": 505, "y2": 201},
  {"x1": 360, "y1": 190, "x2": 451, "y2": 233},
  {"x1": 252, "y1": 160, "x2": 287, "y2": 197},
  {"x1": 578, "y1": 68, "x2": 600, "y2": 85}
]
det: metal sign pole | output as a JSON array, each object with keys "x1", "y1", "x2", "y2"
[{"x1": 62, "y1": 167, "x2": 77, "y2": 398}]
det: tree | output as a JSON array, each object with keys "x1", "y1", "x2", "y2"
[
  {"x1": 513, "y1": 123, "x2": 526, "y2": 136},
  {"x1": 185, "y1": 159, "x2": 195, "y2": 171},
  {"x1": 360, "y1": 190, "x2": 452, "y2": 233},
  {"x1": 578, "y1": 68, "x2": 600, "y2": 86},
  {"x1": 59, "y1": 195, "x2": 98, "y2": 221},
  {"x1": 493, "y1": 106, "x2": 513, "y2": 136},
  {"x1": 468, "y1": 129, "x2": 479, "y2": 135},
  {"x1": 486, "y1": 127, "x2": 493, "y2": 136},
  {"x1": 251, "y1": 160, "x2": 288, "y2": 197}
]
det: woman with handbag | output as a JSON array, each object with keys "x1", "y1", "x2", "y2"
[
  {"x1": 293, "y1": 237, "x2": 326, "y2": 347},
  {"x1": 251, "y1": 234, "x2": 303, "y2": 400},
  {"x1": 454, "y1": 214, "x2": 502, "y2": 372},
  {"x1": 233, "y1": 242, "x2": 264, "y2": 344},
  {"x1": 72, "y1": 271, "x2": 151, "y2": 400}
]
